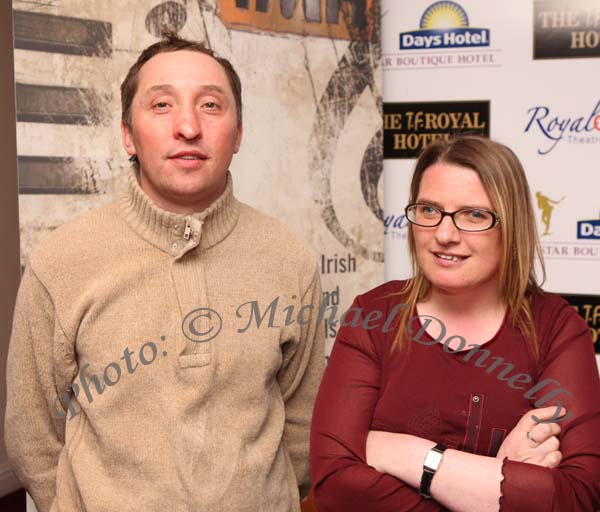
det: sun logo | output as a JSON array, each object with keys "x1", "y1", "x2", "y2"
[
  {"x1": 420, "y1": 1, "x2": 469, "y2": 30},
  {"x1": 399, "y1": 1, "x2": 489, "y2": 50}
]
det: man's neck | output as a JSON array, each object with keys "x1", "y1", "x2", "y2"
[{"x1": 138, "y1": 174, "x2": 227, "y2": 215}]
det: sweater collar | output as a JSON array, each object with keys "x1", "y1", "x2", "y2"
[{"x1": 119, "y1": 170, "x2": 240, "y2": 255}]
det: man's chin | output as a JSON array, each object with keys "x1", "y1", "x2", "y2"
[{"x1": 163, "y1": 180, "x2": 226, "y2": 211}]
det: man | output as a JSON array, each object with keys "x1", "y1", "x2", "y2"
[{"x1": 5, "y1": 34, "x2": 324, "y2": 511}]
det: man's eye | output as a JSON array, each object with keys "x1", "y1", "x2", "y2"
[
  {"x1": 154, "y1": 102, "x2": 169, "y2": 109},
  {"x1": 204, "y1": 101, "x2": 219, "y2": 109}
]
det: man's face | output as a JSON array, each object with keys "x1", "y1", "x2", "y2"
[{"x1": 121, "y1": 50, "x2": 242, "y2": 213}]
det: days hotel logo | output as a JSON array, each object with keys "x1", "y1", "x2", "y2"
[
  {"x1": 578, "y1": 217, "x2": 600, "y2": 240},
  {"x1": 399, "y1": 1, "x2": 490, "y2": 50}
]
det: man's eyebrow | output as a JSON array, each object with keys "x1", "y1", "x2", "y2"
[
  {"x1": 142, "y1": 84, "x2": 175, "y2": 97},
  {"x1": 198, "y1": 85, "x2": 227, "y2": 95},
  {"x1": 141, "y1": 84, "x2": 227, "y2": 98}
]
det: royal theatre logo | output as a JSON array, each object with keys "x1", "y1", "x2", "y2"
[
  {"x1": 383, "y1": 1, "x2": 500, "y2": 70},
  {"x1": 383, "y1": 212, "x2": 409, "y2": 241},
  {"x1": 524, "y1": 99, "x2": 600, "y2": 155}
]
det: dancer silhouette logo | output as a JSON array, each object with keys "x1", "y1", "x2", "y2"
[{"x1": 535, "y1": 191, "x2": 564, "y2": 236}]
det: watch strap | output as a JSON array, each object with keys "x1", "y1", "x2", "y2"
[{"x1": 419, "y1": 444, "x2": 447, "y2": 499}]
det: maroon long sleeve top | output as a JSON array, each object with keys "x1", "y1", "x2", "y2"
[{"x1": 310, "y1": 280, "x2": 600, "y2": 511}]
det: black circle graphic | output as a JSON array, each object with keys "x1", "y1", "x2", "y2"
[
  {"x1": 145, "y1": 1, "x2": 188, "y2": 37},
  {"x1": 309, "y1": 2, "x2": 383, "y2": 262}
]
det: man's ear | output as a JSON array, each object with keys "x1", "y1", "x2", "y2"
[
  {"x1": 121, "y1": 120, "x2": 137, "y2": 157},
  {"x1": 233, "y1": 122, "x2": 243, "y2": 154}
]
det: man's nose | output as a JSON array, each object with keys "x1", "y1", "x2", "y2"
[
  {"x1": 173, "y1": 106, "x2": 201, "y2": 140},
  {"x1": 434, "y1": 215, "x2": 461, "y2": 244}
]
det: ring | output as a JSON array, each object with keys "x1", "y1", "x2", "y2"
[{"x1": 527, "y1": 431, "x2": 539, "y2": 443}]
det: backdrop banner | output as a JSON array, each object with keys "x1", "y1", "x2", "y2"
[
  {"x1": 382, "y1": 0, "x2": 600, "y2": 370},
  {"x1": 13, "y1": 0, "x2": 383, "y2": 360}
]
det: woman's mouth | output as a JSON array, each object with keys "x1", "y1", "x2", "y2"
[{"x1": 434, "y1": 252, "x2": 468, "y2": 263}]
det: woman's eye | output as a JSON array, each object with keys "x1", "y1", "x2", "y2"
[
  {"x1": 154, "y1": 101, "x2": 169, "y2": 109},
  {"x1": 204, "y1": 101, "x2": 218, "y2": 109},
  {"x1": 464, "y1": 209, "x2": 491, "y2": 222},
  {"x1": 419, "y1": 206, "x2": 437, "y2": 215}
]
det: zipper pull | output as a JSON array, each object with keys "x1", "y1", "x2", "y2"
[{"x1": 183, "y1": 221, "x2": 192, "y2": 240}]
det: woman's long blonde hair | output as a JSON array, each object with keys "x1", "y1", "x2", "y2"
[{"x1": 392, "y1": 135, "x2": 545, "y2": 355}]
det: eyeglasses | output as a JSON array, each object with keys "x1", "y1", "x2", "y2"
[{"x1": 405, "y1": 204, "x2": 500, "y2": 232}]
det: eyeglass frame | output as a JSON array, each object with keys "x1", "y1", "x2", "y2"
[{"x1": 404, "y1": 203, "x2": 501, "y2": 232}]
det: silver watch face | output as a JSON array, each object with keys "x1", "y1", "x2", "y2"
[{"x1": 424, "y1": 449, "x2": 443, "y2": 470}]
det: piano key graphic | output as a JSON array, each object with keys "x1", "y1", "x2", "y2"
[{"x1": 14, "y1": 9, "x2": 112, "y2": 195}]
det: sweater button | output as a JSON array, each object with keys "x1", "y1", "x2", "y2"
[
  {"x1": 472, "y1": 395, "x2": 480, "y2": 403},
  {"x1": 172, "y1": 242, "x2": 178, "y2": 249}
]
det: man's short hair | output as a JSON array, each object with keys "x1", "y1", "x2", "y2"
[{"x1": 120, "y1": 33, "x2": 243, "y2": 169}]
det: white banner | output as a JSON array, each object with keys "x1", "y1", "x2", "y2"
[{"x1": 382, "y1": 0, "x2": 600, "y2": 369}]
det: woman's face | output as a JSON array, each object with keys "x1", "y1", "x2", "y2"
[{"x1": 412, "y1": 162, "x2": 503, "y2": 298}]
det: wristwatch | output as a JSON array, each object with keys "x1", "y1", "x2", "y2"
[{"x1": 419, "y1": 443, "x2": 447, "y2": 499}]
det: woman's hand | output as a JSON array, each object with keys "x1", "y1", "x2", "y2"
[{"x1": 496, "y1": 406, "x2": 566, "y2": 468}]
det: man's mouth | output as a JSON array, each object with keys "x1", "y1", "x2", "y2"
[{"x1": 169, "y1": 151, "x2": 208, "y2": 160}]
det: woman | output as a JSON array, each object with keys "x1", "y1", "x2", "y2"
[{"x1": 310, "y1": 136, "x2": 600, "y2": 511}]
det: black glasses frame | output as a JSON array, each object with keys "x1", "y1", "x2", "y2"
[{"x1": 405, "y1": 203, "x2": 501, "y2": 232}]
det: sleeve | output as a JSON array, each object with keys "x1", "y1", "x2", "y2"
[
  {"x1": 277, "y1": 264, "x2": 325, "y2": 499},
  {"x1": 500, "y1": 300, "x2": 600, "y2": 511},
  {"x1": 310, "y1": 295, "x2": 447, "y2": 512},
  {"x1": 4, "y1": 265, "x2": 74, "y2": 512}
]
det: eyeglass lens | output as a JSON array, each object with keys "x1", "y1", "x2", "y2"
[{"x1": 408, "y1": 205, "x2": 495, "y2": 231}]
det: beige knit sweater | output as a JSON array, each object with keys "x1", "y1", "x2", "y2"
[{"x1": 5, "y1": 171, "x2": 324, "y2": 511}]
